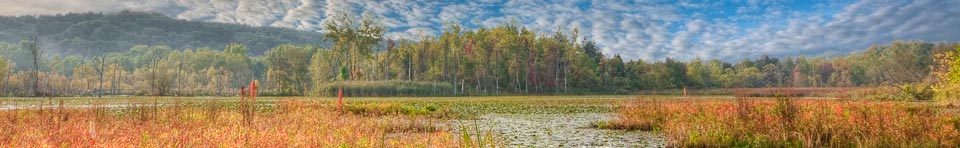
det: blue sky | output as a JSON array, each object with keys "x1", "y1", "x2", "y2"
[{"x1": 3, "y1": 0, "x2": 959, "y2": 61}]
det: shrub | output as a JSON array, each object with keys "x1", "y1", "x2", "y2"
[
  {"x1": 313, "y1": 80, "x2": 455, "y2": 97},
  {"x1": 899, "y1": 84, "x2": 935, "y2": 101},
  {"x1": 936, "y1": 84, "x2": 960, "y2": 101},
  {"x1": 597, "y1": 98, "x2": 666, "y2": 131}
]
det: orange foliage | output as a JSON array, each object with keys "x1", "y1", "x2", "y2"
[
  {"x1": 612, "y1": 98, "x2": 960, "y2": 147},
  {"x1": 0, "y1": 99, "x2": 457, "y2": 147}
]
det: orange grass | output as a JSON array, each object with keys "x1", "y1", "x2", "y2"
[
  {"x1": 609, "y1": 97, "x2": 960, "y2": 147},
  {"x1": 0, "y1": 99, "x2": 468, "y2": 147}
]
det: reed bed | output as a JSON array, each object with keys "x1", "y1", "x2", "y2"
[
  {"x1": 605, "y1": 97, "x2": 960, "y2": 147},
  {"x1": 0, "y1": 98, "x2": 477, "y2": 147}
]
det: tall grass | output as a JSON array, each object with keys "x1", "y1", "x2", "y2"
[
  {"x1": 605, "y1": 97, "x2": 960, "y2": 147},
  {"x1": 457, "y1": 119, "x2": 498, "y2": 147},
  {"x1": 0, "y1": 98, "x2": 494, "y2": 147}
]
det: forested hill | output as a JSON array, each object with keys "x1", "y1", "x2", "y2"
[{"x1": 0, "y1": 10, "x2": 326, "y2": 56}]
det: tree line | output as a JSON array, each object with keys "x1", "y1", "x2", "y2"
[{"x1": 0, "y1": 12, "x2": 957, "y2": 99}]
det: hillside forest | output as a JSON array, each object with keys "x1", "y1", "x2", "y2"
[{"x1": 1, "y1": 11, "x2": 959, "y2": 100}]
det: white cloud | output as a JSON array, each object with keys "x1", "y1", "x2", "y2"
[
  {"x1": 0, "y1": 0, "x2": 126, "y2": 15},
  {"x1": 272, "y1": 0, "x2": 326, "y2": 31},
  {"x1": 713, "y1": 0, "x2": 960, "y2": 60},
  {"x1": 1, "y1": 0, "x2": 958, "y2": 61}
]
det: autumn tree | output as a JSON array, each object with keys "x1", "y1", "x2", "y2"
[
  {"x1": 323, "y1": 11, "x2": 385, "y2": 80},
  {"x1": 0, "y1": 12, "x2": 957, "y2": 97},
  {"x1": 933, "y1": 46, "x2": 960, "y2": 100}
]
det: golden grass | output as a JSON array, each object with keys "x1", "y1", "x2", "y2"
[
  {"x1": 0, "y1": 99, "x2": 468, "y2": 147},
  {"x1": 606, "y1": 97, "x2": 960, "y2": 147}
]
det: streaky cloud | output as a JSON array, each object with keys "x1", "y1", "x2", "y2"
[{"x1": 1, "y1": 0, "x2": 958, "y2": 61}]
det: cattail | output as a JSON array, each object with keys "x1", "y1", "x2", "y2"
[
  {"x1": 240, "y1": 86, "x2": 246, "y2": 101},
  {"x1": 250, "y1": 80, "x2": 258, "y2": 102},
  {"x1": 240, "y1": 86, "x2": 246, "y2": 111},
  {"x1": 682, "y1": 87, "x2": 687, "y2": 98},
  {"x1": 249, "y1": 80, "x2": 258, "y2": 124},
  {"x1": 240, "y1": 86, "x2": 249, "y2": 125},
  {"x1": 337, "y1": 87, "x2": 344, "y2": 113}
]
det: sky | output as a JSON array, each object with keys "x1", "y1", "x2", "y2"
[{"x1": 2, "y1": 0, "x2": 959, "y2": 61}]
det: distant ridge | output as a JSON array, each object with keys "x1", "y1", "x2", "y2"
[{"x1": 0, "y1": 10, "x2": 327, "y2": 56}]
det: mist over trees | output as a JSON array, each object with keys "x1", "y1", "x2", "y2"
[{"x1": 0, "y1": 11, "x2": 956, "y2": 99}]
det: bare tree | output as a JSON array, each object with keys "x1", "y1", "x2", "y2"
[
  {"x1": 25, "y1": 36, "x2": 42, "y2": 97},
  {"x1": 867, "y1": 42, "x2": 935, "y2": 100},
  {"x1": 112, "y1": 58, "x2": 123, "y2": 95},
  {"x1": 94, "y1": 41, "x2": 107, "y2": 98},
  {"x1": 94, "y1": 56, "x2": 106, "y2": 98},
  {"x1": 176, "y1": 61, "x2": 182, "y2": 96}
]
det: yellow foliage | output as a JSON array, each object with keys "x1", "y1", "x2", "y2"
[{"x1": 934, "y1": 47, "x2": 960, "y2": 100}]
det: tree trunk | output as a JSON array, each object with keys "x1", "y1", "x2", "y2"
[
  {"x1": 117, "y1": 65, "x2": 123, "y2": 95},
  {"x1": 97, "y1": 57, "x2": 105, "y2": 98},
  {"x1": 176, "y1": 62, "x2": 182, "y2": 96},
  {"x1": 32, "y1": 57, "x2": 39, "y2": 97}
]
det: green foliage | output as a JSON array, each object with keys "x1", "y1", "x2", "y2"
[
  {"x1": 0, "y1": 42, "x2": 30, "y2": 71},
  {"x1": 934, "y1": 46, "x2": 960, "y2": 100},
  {"x1": 308, "y1": 49, "x2": 335, "y2": 83},
  {"x1": 948, "y1": 46, "x2": 960, "y2": 83},
  {"x1": 323, "y1": 12, "x2": 385, "y2": 81},
  {"x1": 0, "y1": 57, "x2": 10, "y2": 94},
  {"x1": 314, "y1": 81, "x2": 454, "y2": 97},
  {"x1": 859, "y1": 41, "x2": 933, "y2": 84},
  {"x1": 898, "y1": 84, "x2": 935, "y2": 100},
  {"x1": 338, "y1": 66, "x2": 350, "y2": 81},
  {"x1": 264, "y1": 44, "x2": 316, "y2": 95}
]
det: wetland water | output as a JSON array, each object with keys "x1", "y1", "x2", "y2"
[
  {"x1": 452, "y1": 113, "x2": 664, "y2": 147},
  {"x1": 3, "y1": 96, "x2": 665, "y2": 146}
]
